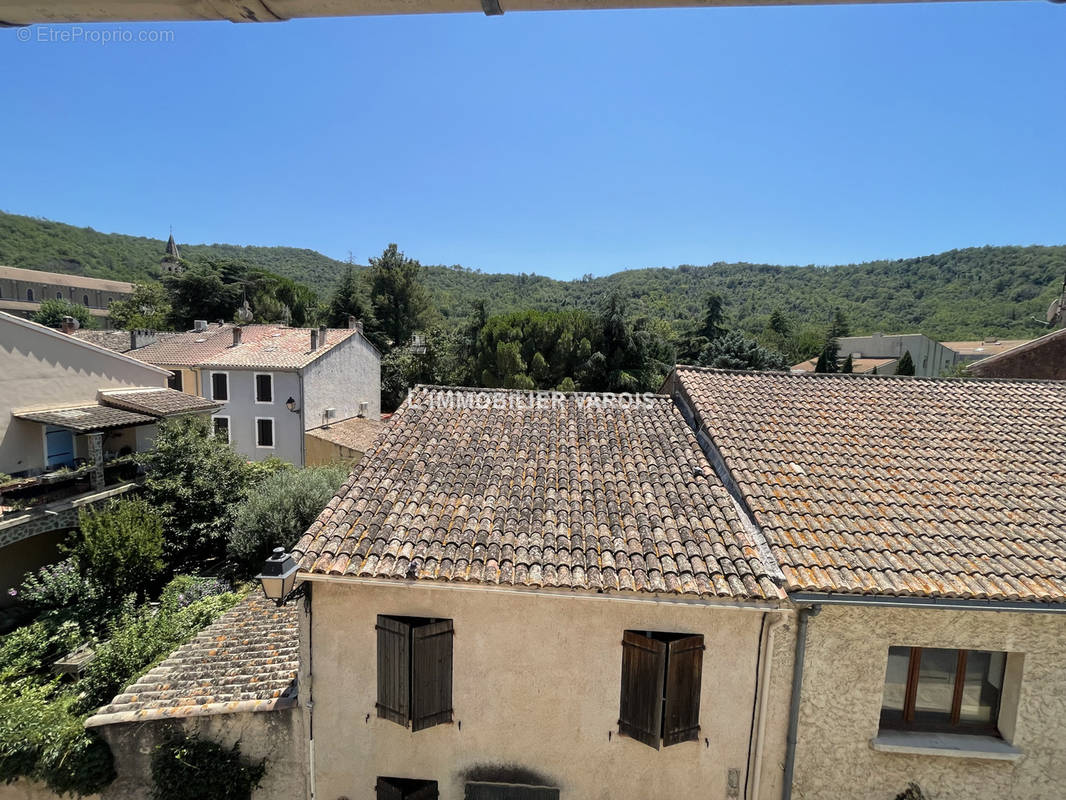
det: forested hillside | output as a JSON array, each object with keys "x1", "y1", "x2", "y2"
[{"x1": 2, "y1": 210, "x2": 1063, "y2": 340}]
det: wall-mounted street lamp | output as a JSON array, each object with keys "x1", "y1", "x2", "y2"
[
  {"x1": 285, "y1": 396, "x2": 300, "y2": 413},
  {"x1": 257, "y1": 547, "x2": 305, "y2": 606}
]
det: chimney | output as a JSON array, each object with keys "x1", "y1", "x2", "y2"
[
  {"x1": 311, "y1": 328, "x2": 319, "y2": 351},
  {"x1": 59, "y1": 316, "x2": 79, "y2": 335},
  {"x1": 232, "y1": 327, "x2": 242, "y2": 347},
  {"x1": 318, "y1": 325, "x2": 327, "y2": 346},
  {"x1": 129, "y1": 329, "x2": 157, "y2": 350},
  {"x1": 347, "y1": 315, "x2": 357, "y2": 329}
]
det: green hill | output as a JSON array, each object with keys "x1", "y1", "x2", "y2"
[{"x1": 1, "y1": 210, "x2": 1062, "y2": 341}]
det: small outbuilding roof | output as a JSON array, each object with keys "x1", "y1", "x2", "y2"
[
  {"x1": 99, "y1": 388, "x2": 222, "y2": 417},
  {"x1": 13, "y1": 404, "x2": 155, "y2": 432},
  {"x1": 305, "y1": 416, "x2": 385, "y2": 454},
  {"x1": 85, "y1": 595, "x2": 298, "y2": 727}
]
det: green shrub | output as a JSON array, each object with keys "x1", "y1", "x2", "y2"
[
  {"x1": 150, "y1": 732, "x2": 265, "y2": 800},
  {"x1": 159, "y1": 575, "x2": 232, "y2": 610},
  {"x1": 228, "y1": 465, "x2": 349, "y2": 576},
  {"x1": 0, "y1": 619, "x2": 82, "y2": 681},
  {"x1": 0, "y1": 679, "x2": 115, "y2": 796},
  {"x1": 31, "y1": 298, "x2": 96, "y2": 330},
  {"x1": 74, "y1": 591, "x2": 240, "y2": 714},
  {"x1": 16, "y1": 557, "x2": 98, "y2": 616},
  {"x1": 70, "y1": 499, "x2": 165, "y2": 603}
]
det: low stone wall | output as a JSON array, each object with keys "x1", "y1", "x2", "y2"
[{"x1": 0, "y1": 708, "x2": 306, "y2": 800}]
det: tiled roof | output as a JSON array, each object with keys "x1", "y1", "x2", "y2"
[
  {"x1": 199, "y1": 327, "x2": 358, "y2": 369},
  {"x1": 99, "y1": 388, "x2": 222, "y2": 417},
  {"x1": 672, "y1": 368, "x2": 1066, "y2": 603},
  {"x1": 70, "y1": 330, "x2": 136, "y2": 353},
  {"x1": 791, "y1": 357, "x2": 896, "y2": 374},
  {"x1": 85, "y1": 595, "x2": 298, "y2": 727},
  {"x1": 132, "y1": 324, "x2": 360, "y2": 369},
  {"x1": 13, "y1": 404, "x2": 155, "y2": 432},
  {"x1": 130, "y1": 323, "x2": 240, "y2": 366},
  {"x1": 305, "y1": 416, "x2": 385, "y2": 454},
  {"x1": 294, "y1": 386, "x2": 784, "y2": 601}
]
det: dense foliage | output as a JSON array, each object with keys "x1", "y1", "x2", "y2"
[
  {"x1": 3, "y1": 211, "x2": 1062, "y2": 341},
  {"x1": 228, "y1": 464, "x2": 350, "y2": 576},
  {"x1": 107, "y1": 282, "x2": 171, "y2": 330},
  {"x1": 70, "y1": 499, "x2": 165, "y2": 605},
  {"x1": 150, "y1": 733, "x2": 265, "y2": 800},
  {"x1": 31, "y1": 298, "x2": 95, "y2": 329}
]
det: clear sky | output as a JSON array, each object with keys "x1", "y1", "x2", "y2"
[{"x1": 1, "y1": 2, "x2": 1063, "y2": 280}]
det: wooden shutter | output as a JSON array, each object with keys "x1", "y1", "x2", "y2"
[
  {"x1": 465, "y1": 783, "x2": 560, "y2": 800},
  {"x1": 376, "y1": 778, "x2": 406, "y2": 800},
  {"x1": 376, "y1": 616, "x2": 411, "y2": 725},
  {"x1": 663, "y1": 634, "x2": 704, "y2": 746},
  {"x1": 408, "y1": 783, "x2": 440, "y2": 800},
  {"x1": 618, "y1": 631, "x2": 667, "y2": 749},
  {"x1": 411, "y1": 619, "x2": 454, "y2": 731}
]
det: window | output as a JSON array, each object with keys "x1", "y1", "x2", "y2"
[
  {"x1": 168, "y1": 371, "x2": 183, "y2": 392},
  {"x1": 213, "y1": 416, "x2": 230, "y2": 443},
  {"x1": 26, "y1": 288, "x2": 34, "y2": 301},
  {"x1": 618, "y1": 630, "x2": 704, "y2": 749},
  {"x1": 376, "y1": 778, "x2": 438, "y2": 799},
  {"x1": 82, "y1": 294, "x2": 89, "y2": 306},
  {"x1": 255, "y1": 373, "x2": 273, "y2": 404},
  {"x1": 465, "y1": 784, "x2": 559, "y2": 800},
  {"x1": 56, "y1": 291, "x2": 63, "y2": 300},
  {"x1": 255, "y1": 417, "x2": 275, "y2": 448},
  {"x1": 881, "y1": 647, "x2": 1006, "y2": 735},
  {"x1": 376, "y1": 615, "x2": 454, "y2": 731},
  {"x1": 210, "y1": 372, "x2": 228, "y2": 401}
]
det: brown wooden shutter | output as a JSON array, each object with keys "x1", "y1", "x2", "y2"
[
  {"x1": 408, "y1": 783, "x2": 439, "y2": 800},
  {"x1": 663, "y1": 634, "x2": 704, "y2": 746},
  {"x1": 376, "y1": 778, "x2": 439, "y2": 800},
  {"x1": 411, "y1": 619, "x2": 454, "y2": 731},
  {"x1": 376, "y1": 615, "x2": 411, "y2": 725},
  {"x1": 618, "y1": 631, "x2": 667, "y2": 749},
  {"x1": 376, "y1": 778, "x2": 406, "y2": 800}
]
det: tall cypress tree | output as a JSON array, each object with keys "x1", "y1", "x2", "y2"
[
  {"x1": 896, "y1": 350, "x2": 916, "y2": 376},
  {"x1": 841, "y1": 354, "x2": 854, "y2": 374}
]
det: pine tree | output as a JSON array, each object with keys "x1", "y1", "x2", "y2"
[
  {"x1": 841, "y1": 354, "x2": 854, "y2": 374},
  {"x1": 814, "y1": 337, "x2": 839, "y2": 373},
  {"x1": 896, "y1": 350, "x2": 916, "y2": 376}
]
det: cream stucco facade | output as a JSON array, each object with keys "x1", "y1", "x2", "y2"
[
  {"x1": 790, "y1": 603, "x2": 1066, "y2": 800},
  {"x1": 302, "y1": 578, "x2": 793, "y2": 800}
]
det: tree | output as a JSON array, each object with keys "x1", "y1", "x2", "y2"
[
  {"x1": 767, "y1": 308, "x2": 791, "y2": 340},
  {"x1": 814, "y1": 337, "x2": 839, "y2": 373},
  {"x1": 365, "y1": 244, "x2": 431, "y2": 352},
  {"x1": 163, "y1": 265, "x2": 241, "y2": 330},
  {"x1": 138, "y1": 417, "x2": 256, "y2": 570},
  {"x1": 699, "y1": 331, "x2": 789, "y2": 371},
  {"x1": 828, "y1": 308, "x2": 850, "y2": 339},
  {"x1": 31, "y1": 299, "x2": 95, "y2": 329},
  {"x1": 325, "y1": 266, "x2": 375, "y2": 329},
  {"x1": 896, "y1": 350, "x2": 916, "y2": 376},
  {"x1": 228, "y1": 465, "x2": 349, "y2": 576},
  {"x1": 69, "y1": 499, "x2": 165, "y2": 603},
  {"x1": 698, "y1": 292, "x2": 728, "y2": 342},
  {"x1": 584, "y1": 292, "x2": 673, "y2": 393},
  {"x1": 107, "y1": 283, "x2": 171, "y2": 330},
  {"x1": 840, "y1": 354, "x2": 854, "y2": 374}
]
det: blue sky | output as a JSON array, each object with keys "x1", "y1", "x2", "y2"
[{"x1": 1, "y1": 2, "x2": 1063, "y2": 280}]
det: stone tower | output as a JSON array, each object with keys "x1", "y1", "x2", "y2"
[{"x1": 160, "y1": 232, "x2": 183, "y2": 275}]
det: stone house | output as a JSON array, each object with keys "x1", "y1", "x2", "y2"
[
  {"x1": 965, "y1": 327, "x2": 1066, "y2": 380},
  {"x1": 290, "y1": 387, "x2": 793, "y2": 800},
  {"x1": 667, "y1": 368, "x2": 1066, "y2": 800},
  {"x1": 130, "y1": 321, "x2": 381, "y2": 466}
]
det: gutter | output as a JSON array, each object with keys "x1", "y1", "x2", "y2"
[
  {"x1": 790, "y1": 592, "x2": 1066, "y2": 614},
  {"x1": 748, "y1": 612, "x2": 787, "y2": 800},
  {"x1": 782, "y1": 605, "x2": 819, "y2": 800}
]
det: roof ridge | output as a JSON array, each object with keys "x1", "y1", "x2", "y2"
[
  {"x1": 673, "y1": 364, "x2": 1066, "y2": 386},
  {"x1": 411, "y1": 383, "x2": 670, "y2": 399}
]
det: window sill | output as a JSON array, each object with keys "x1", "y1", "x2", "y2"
[{"x1": 871, "y1": 730, "x2": 1022, "y2": 762}]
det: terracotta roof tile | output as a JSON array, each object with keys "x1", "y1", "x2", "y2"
[
  {"x1": 673, "y1": 368, "x2": 1066, "y2": 603},
  {"x1": 99, "y1": 388, "x2": 222, "y2": 417},
  {"x1": 85, "y1": 595, "x2": 298, "y2": 727},
  {"x1": 132, "y1": 324, "x2": 363, "y2": 369},
  {"x1": 294, "y1": 386, "x2": 785, "y2": 601}
]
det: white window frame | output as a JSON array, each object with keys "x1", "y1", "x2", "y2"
[
  {"x1": 254, "y1": 416, "x2": 275, "y2": 449},
  {"x1": 210, "y1": 371, "x2": 229, "y2": 402},
  {"x1": 253, "y1": 372, "x2": 274, "y2": 405},
  {"x1": 212, "y1": 415, "x2": 231, "y2": 444}
]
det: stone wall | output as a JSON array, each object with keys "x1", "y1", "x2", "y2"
[{"x1": 791, "y1": 603, "x2": 1066, "y2": 800}]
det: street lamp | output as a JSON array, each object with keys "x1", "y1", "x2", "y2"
[
  {"x1": 285, "y1": 396, "x2": 300, "y2": 413},
  {"x1": 257, "y1": 547, "x2": 303, "y2": 606}
]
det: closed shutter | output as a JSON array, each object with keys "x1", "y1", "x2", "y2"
[
  {"x1": 408, "y1": 783, "x2": 440, "y2": 800},
  {"x1": 377, "y1": 616, "x2": 411, "y2": 725},
  {"x1": 412, "y1": 619, "x2": 454, "y2": 731},
  {"x1": 376, "y1": 778, "x2": 438, "y2": 799},
  {"x1": 618, "y1": 631, "x2": 667, "y2": 749},
  {"x1": 376, "y1": 778, "x2": 406, "y2": 800},
  {"x1": 663, "y1": 634, "x2": 704, "y2": 746},
  {"x1": 465, "y1": 783, "x2": 560, "y2": 800}
]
